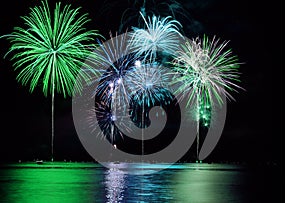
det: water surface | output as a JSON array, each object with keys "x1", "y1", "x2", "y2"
[{"x1": 0, "y1": 162, "x2": 282, "y2": 202}]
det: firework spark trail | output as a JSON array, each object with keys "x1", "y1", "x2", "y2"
[
  {"x1": 2, "y1": 0, "x2": 99, "y2": 161},
  {"x1": 124, "y1": 61, "x2": 173, "y2": 157},
  {"x1": 87, "y1": 101, "x2": 124, "y2": 144},
  {"x1": 170, "y1": 35, "x2": 242, "y2": 158}
]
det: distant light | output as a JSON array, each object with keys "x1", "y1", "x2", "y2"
[
  {"x1": 111, "y1": 115, "x2": 116, "y2": 121},
  {"x1": 116, "y1": 78, "x2": 122, "y2": 84},
  {"x1": 113, "y1": 144, "x2": 117, "y2": 149},
  {"x1": 135, "y1": 60, "x2": 141, "y2": 67},
  {"x1": 109, "y1": 82, "x2": 114, "y2": 88}
]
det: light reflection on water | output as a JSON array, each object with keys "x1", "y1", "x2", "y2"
[
  {"x1": 0, "y1": 162, "x2": 280, "y2": 203},
  {"x1": 105, "y1": 168, "x2": 126, "y2": 202}
]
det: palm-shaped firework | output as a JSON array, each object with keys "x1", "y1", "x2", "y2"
[
  {"x1": 129, "y1": 12, "x2": 183, "y2": 61},
  {"x1": 171, "y1": 35, "x2": 242, "y2": 157},
  {"x1": 119, "y1": 0, "x2": 190, "y2": 32},
  {"x1": 3, "y1": 1, "x2": 99, "y2": 161},
  {"x1": 172, "y1": 35, "x2": 242, "y2": 107}
]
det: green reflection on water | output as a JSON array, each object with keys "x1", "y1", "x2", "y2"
[
  {"x1": 171, "y1": 164, "x2": 245, "y2": 203},
  {"x1": 0, "y1": 162, "x2": 103, "y2": 203}
]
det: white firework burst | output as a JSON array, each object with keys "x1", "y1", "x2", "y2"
[
  {"x1": 129, "y1": 12, "x2": 183, "y2": 61},
  {"x1": 171, "y1": 35, "x2": 242, "y2": 108}
]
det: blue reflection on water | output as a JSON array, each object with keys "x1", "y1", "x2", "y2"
[{"x1": 103, "y1": 163, "x2": 247, "y2": 203}]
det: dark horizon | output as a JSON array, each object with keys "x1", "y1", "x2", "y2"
[{"x1": 0, "y1": 0, "x2": 284, "y2": 164}]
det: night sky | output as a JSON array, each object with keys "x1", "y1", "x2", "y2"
[{"x1": 0, "y1": 0, "x2": 284, "y2": 164}]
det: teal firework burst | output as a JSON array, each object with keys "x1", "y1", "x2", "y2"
[
  {"x1": 119, "y1": 0, "x2": 190, "y2": 32},
  {"x1": 125, "y1": 62, "x2": 173, "y2": 107},
  {"x1": 125, "y1": 61, "x2": 173, "y2": 130},
  {"x1": 129, "y1": 12, "x2": 183, "y2": 61}
]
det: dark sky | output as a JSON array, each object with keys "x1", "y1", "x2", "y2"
[{"x1": 0, "y1": 0, "x2": 284, "y2": 163}]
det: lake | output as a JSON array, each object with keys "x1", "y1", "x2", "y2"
[{"x1": 0, "y1": 162, "x2": 282, "y2": 202}]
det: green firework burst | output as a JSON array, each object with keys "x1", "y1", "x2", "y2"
[
  {"x1": 4, "y1": 0, "x2": 99, "y2": 97},
  {"x1": 2, "y1": 1, "x2": 100, "y2": 160}
]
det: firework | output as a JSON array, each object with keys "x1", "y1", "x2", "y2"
[
  {"x1": 4, "y1": 1, "x2": 98, "y2": 97},
  {"x1": 129, "y1": 12, "x2": 183, "y2": 61},
  {"x1": 125, "y1": 62, "x2": 172, "y2": 107},
  {"x1": 92, "y1": 31, "x2": 174, "y2": 141},
  {"x1": 170, "y1": 35, "x2": 242, "y2": 158},
  {"x1": 119, "y1": 0, "x2": 190, "y2": 32},
  {"x1": 171, "y1": 35, "x2": 242, "y2": 115},
  {"x1": 3, "y1": 0, "x2": 99, "y2": 160},
  {"x1": 87, "y1": 101, "x2": 123, "y2": 144},
  {"x1": 124, "y1": 62, "x2": 173, "y2": 129},
  {"x1": 94, "y1": 32, "x2": 140, "y2": 106},
  {"x1": 91, "y1": 32, "x2": 142, "y2": 143}
]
